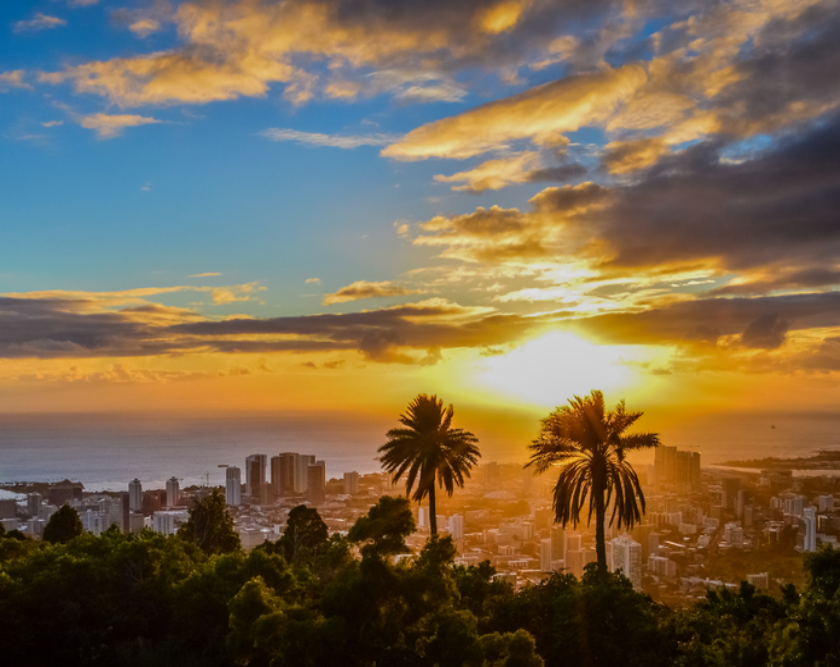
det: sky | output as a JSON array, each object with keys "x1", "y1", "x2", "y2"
[{"x1": 1, "y1": 0, "x2": 839, "y2": 445}]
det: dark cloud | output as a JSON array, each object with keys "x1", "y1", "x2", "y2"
[
  {"x1": 526, "y1": 163, "x2": 587, "y2": 182},
  {"x1": 741, "y1": 314, "x2": 789, "y2": 349},
  {"x1": 714, "y1": 3, "x2": 840, "y2": 135},
  {"x1": 708, "y1": 268, "x2": 840, "y2": 296},
  {"x1": 587, "y1": 114, "x2": 840, "y2": 273},
  {"x1": 0, "y1": 297, "x2": 543, "y2": 363},
  {"x1": 573, "y1": 292, "x2": 840, "y2": 345}
]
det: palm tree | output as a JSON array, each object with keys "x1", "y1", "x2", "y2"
[
  {"x1": 379, "y1": 394, "x2": 481, "y2": 535},
  {"x1": 526, "y1": 390, "x2": 659, "y2": 578}
]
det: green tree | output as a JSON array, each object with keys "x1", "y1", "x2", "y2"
[
  {"x1": 526, "y1": 390, "x2": 659, "y2": 578},
  {"x1": 276, "y1": 505, "x2": 329, "y2": 562},
  {"x1": 379, "y1": 394, "x2": 480, "y2": 535},
  {"x1": 348, "y1": 495, "x2": 415, "y2": 558},
  {"x1": 178, "y1": 488, "x2": 240, "y2": 555},
  {"x1": 42, "y1": 504, "x2": 83, "y2": 544}
]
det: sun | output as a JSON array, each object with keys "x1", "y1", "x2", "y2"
[{"x1": 470, "y1": 331, "x2": 640, "y2": 408}]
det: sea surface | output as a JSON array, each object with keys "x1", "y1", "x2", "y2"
[{"x1": 1, "y1": 410, "x2": 839, "y2": 492}]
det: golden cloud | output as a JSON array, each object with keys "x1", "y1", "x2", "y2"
[
  {"x1": 434, "y1": 152, "x2": 541, "y2": 192},
  {"x1": 322, "y1": 280, "x2": 421, "y2": 305},
  {"x1": 78, "y1": 112, "x2": 162, "y2": 139},
  {"x1": 383, "y1": 64, "x2": 647, "y2": 160}
]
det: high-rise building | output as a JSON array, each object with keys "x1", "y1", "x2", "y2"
[
  {"x1": 550, "y1": 525, "x2": 565, "y2": 562},
  {"x1": 296, "y1": 454, "x2": 316, "y2": 493},
  {"x1": 273, "y1": 452, "x2": 299, "y2": 496},
  {"x1": 449, "y1": 514, "x2": 464, "y2": 540},
  {"x1": 344, "y1": 471, "x2": 360, "y2": 495},
  {"x1": 817, "y1": 494, "x2": 835, "y2": 513},
  {"x1": 803, "y1": 507, "x2": 817, "y2": 552},
  {"x1": 306, "y1": 461, "x2": 326, "y2": 505},
  {"x1": 675, "y1": 450, "x2": 701, "y2": 492},
  {"x1": 784, "y1": 495, "x2": 805, "y2": 517},
  {"x1": 129, "y1": 479, "x2": 143, "y2": 512},
  {"x1": 566, "y1": 549, "x2": 585, "y2": 578},
  {"x1": 418, "y1": 507, "x2": 428, "y2": 528},
  {"x1": 27, "y1": 493, "x2": 42, "y2": 517},
  {"x1": 654, "y1": 446, "x2": 676, "y2": 487},
  {"x1": 226, "y1": 466, "x2": 242, "y2": 506},
  {"x1": 166, "y1": 477, "x2": 180, "y2": 507},
  {"x1": 245, "y1": 454, "x2": 267, "y2": 503},
  {"x1": 540, "y1": 538, "x2": 553, "y2": 571},
  {"x1": 611, "y1": 535, "x2": 643, "y2": 590},
  {"x1": 0, "y1": 499, "x2": 18, "y2": 520},
  {"x1": 657, "y1": 446, "x2": 700, "y2": 492}
]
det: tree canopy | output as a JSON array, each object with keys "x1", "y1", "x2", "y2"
[
  {"x1": 42, "y1": 504, "x2": 83, "y2": 544},
  {"x1": 178, "y1": 488, "x2": 241, "y2": 555},
  {"x1": 379, "y1": 393, "x2": 480, "y2": 534},
  {"x1": 527, "y1": 390, "x2": 659, "y2": 577}
]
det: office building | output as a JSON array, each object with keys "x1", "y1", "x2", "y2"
[
  {"x1": 540, "y1": 538, "x2": 553, "y2": 571},
  {"x1": 306, "y1": 460, "x2": 326, "y2": 505},
  {"x1": 784, "y1": 496, "x2": 805, "y2": 518},
  {"x1": 296, "y1": 454, "x2": 316, "y2": 493},
  {"x1": 129, "y1": 479, "x2": 143, "y2": 512},
  {"x1": 449, "y1": 514, "x2": 464, "y2": 540},
  {"x1": 245, "y1": 454, "x2": 267, "y2": 503},
  {"x1": 803, "y1": 507, "x2": 817, "y2": 552},
  {"x1": 344, "y1": 471, "x2": 360, "y2": 495},
  {"x1": 0, "y1": 498, "x2": 18, "y2": 520},
  {"x1": 226, "y1": 466, "x2": 242, "y2": 506},
  {"x1": 611, "y1": 535, "x2": 643, "y2": 590},
  {"x1": 656, "y1": 446, "x2": 701, "y2": 492},
  {"x1": 27, "y1": 493, "x2": 42, "y2": 517},
  {"x1": 152, "y1": 511, "x2": 178, "y2": 536},
  {"x1": 550, "y1": 525, "x2": 565, "y2": 561},
  {"x1": 166, "y1": 477, "x2": 180, "y2": 507}
]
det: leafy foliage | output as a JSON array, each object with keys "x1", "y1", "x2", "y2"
[
  {"x1": 348, "y1": 495, "x2": 416, "y2": 557},
  {"x1": 43, "y1": 504, "x2": 84, "y2": 544},
  {"x1": 527, "y1": 390, "x2": 659, "y2": 576},
  {"x1": 3, "y1": 502, "x2": 840, "y2": 667},
  {"x1": 178, "y1": 488, "x2": 241, "y2": 555},
  {"x1": 379, "y1": 393, "x2": 481, "y2": 534}
]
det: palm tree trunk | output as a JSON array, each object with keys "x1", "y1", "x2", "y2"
[
  {"x1": 429, "y1": 484, "x2": 437, "y2": 535},
  {"x1": 595, "y1": 485, "x2": 607, "y2": 579}
]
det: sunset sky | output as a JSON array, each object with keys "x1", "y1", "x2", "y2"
[{"x1": 1, "y1": 0, "x2": 839, "y2": 439}]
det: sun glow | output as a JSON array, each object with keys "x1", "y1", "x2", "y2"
[{"x1": 471, "y1": 331, "x2": 644, "y2": 408}]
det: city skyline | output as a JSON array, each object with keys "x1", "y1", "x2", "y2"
[{"x1": 1, "y1": 0, "x2": 839, "y2": 441}]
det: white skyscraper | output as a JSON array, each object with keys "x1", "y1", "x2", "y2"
[
  {"x1": 152, "y1": 511, "x2": 178, "y2": 536},
  {"x1": 449, "y1": 514, "x2": 464, "y2": 540},
  {"x1": 226, "y1": 467, "x2": 242, "y2": 506},
  {"x1": 803, "y1": 507, "x2": 817, "y2": 552},
  {"x1": 129, "y1": 479, "x2": 143, "y2": 512},
  {"x1": 611, "y1": 535, "x2": 643, "y2": 591},
  {"x1": 166, "y1": 477, "x2": 180, "y2": 507}
]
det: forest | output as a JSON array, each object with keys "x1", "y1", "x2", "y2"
[{"x1": 2, "y1": 492, "x2": 840, "y2": 667}]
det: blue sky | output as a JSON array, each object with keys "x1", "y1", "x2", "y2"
[{"x1": 1, "y1": 0, "x2": 840, "y2": 419}]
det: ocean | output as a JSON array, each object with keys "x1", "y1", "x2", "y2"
[{"x1": 1, "y1": 410, "x2": 839, "y2": 492}]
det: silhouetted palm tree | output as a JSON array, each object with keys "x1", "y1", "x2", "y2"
[
  {"x1": 526, "y1": 390, "x2": 659, "y2": 578},
  {"x1": 379, "y1": 394, "x2": 480, "y2": 535}
]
